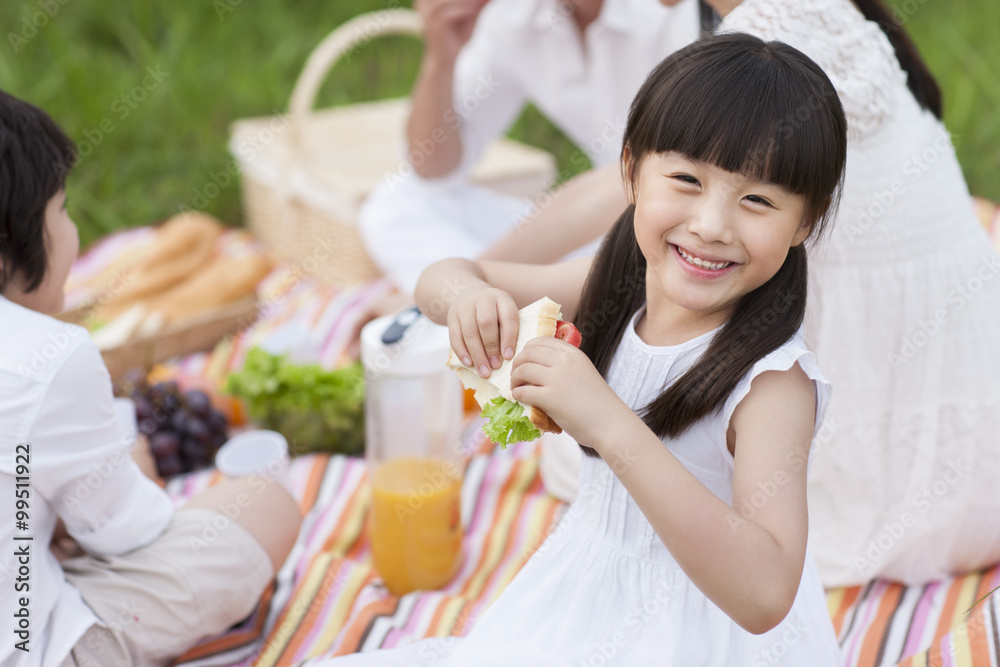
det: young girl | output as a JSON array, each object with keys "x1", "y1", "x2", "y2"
[{"x1": 317, "y1": 33, "x2": 847, "y2": 665}]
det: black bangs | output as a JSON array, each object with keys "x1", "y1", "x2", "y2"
[{"x1": 624, "y1": 33, "x2": 847, "y2": 234}]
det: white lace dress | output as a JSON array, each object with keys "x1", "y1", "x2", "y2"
[
  {"x1": 721, "y1": 0, "x2": 1000, "y2": 586},
  {"x1": 311, "y1": 314, "x2": 841, "y2": 666}
]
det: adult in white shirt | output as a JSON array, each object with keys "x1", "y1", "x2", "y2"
[
  {"x1": 713, "y1": 0, "x2": 1000, "y2": 588},
  {"x1": 0, "y1": 90, "x2": 302, "y2": 667},
  {"x1": 356, "y1": 0, "x2": 703, "y2": 296}
]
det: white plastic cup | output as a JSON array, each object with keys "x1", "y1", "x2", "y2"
[{"x1": 215, "y1": 430, "x2": 292, "y2": 490}]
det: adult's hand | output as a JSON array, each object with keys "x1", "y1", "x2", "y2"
[{"x1": 417, "y1": 0, "x2": 489, "y2": 67}]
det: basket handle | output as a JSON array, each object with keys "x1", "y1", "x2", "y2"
[{"x1": 288, "y1": 9, "x2": 424, "y2": 120}]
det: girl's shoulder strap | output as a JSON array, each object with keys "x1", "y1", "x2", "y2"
[
  {"x1": 719, "y1": 0, "x2": 908, "y2": 141},
  {"x1": 719, "y1": 329, "x2": 832, "y2": 445}
]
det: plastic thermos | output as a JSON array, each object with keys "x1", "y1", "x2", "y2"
[{"x1": 360, "y1": 313, "x2": 465, "y2": 595}]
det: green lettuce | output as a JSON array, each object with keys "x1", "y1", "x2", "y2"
[
  {"x1": 223, "y1": 348, "x2": 365, "y2": 456},
  {"x1": 481, "y1": 396, "x2": 541, "y2": 449}
]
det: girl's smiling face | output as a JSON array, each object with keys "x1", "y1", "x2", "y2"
[{"x1": 630, "y1": 151, "x2": 811, "y2": 336}]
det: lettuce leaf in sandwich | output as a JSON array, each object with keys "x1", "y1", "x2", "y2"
[
  {"x1": 480, "y1": 397, "x2": 542, "y2": 449},
  {"x1": 448, "y1": 297, "x2": 580, "y2": 449}
]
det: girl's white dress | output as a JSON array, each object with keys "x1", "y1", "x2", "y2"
[
  {"x1": 722, "y1": 0, "x2": 1000, "y2": 586},
  {"x1": 313, "y1": 311, "x2": 841, "y2": 666}
]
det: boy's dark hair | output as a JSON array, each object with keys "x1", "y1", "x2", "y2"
[
  {"x1": 0, "y1": 89, "x2": 77, "y2": 294},
  {"x1": 576, "y1": 33, "x2": 847, "y2": 455}
]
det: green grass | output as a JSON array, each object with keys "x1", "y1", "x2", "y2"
[
  {"x1": 0, "y1": 1, "x2": 996, "y2": 247},
  {"x1": 885, "y1": 0, "x2": 1000, "y2": 208}
]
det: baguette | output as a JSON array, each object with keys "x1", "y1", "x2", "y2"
[
  {"x1": 94, "y1": 213, "x2": 223, "y2": 320},
  {"x1": 92, "y1": 212, "x2": 222, "y2": 288},
  {"x1": 447, "y1": 296, "x2": 563, "y2": 435},
  {"x1": 136, "y1": 253, "x2": 274, "y2": 338}
]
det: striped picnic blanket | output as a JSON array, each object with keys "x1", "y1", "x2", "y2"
[
  {"x1": 165, "y1": 425, "x2": 1000, "y2": 667},
  {"x1": 832, "y1": 575, "x2": 1000, "y2": 666}
]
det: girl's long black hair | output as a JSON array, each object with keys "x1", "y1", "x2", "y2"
[
  {"x1": 854, "y1": 0, "x2": 942, "y2": 119},
  {"x1": 575, "y1": 33, "x2": 847, "y2": 457}
]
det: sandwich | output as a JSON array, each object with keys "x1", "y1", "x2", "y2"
[{"x1": 447, "y1": 297, "x2": 582, "y2": 448}]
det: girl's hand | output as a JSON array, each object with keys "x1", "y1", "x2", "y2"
[
  {"x1": 447, "y1": 286, "x2": 519, "y2": 379},
  {"x1": 510, "y1": 337, "x2": 634, "y2": 449}
]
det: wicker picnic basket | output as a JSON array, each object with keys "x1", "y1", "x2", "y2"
[{"x1": 230, "y1": 9, "x2": 556, "y2": 286}]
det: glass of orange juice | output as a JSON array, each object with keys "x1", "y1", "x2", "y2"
[
  {"x1": 361, "y1": 314, "x2": 466, "y2": 596},
  {"x1": 369, "y1": 455, "x2": 463, "y2": 594}
]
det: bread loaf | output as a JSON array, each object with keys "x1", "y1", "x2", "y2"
[
  {"x1": 94, "y1": 212, "x2": 223, "y2": 320},
  {"x1": 146, "y1": 254, "x2": 274, "y2": 325}
]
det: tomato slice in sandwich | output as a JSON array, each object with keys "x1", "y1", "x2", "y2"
[{"x1": 555, "y1": 320, "x2": 582, "y2": 348}]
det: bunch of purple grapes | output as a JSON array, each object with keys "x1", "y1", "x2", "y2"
[{"x1": 121, "y1": 373, "x2": 229, "y2": 477}]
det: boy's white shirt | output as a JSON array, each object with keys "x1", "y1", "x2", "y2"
[{"x1": 0, "y1": 294, "x2": 173, "y2": 667}]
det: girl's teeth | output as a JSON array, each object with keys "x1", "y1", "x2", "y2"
[{"x1": 678, "y1": 247, "x2": 732, "y2": 271}]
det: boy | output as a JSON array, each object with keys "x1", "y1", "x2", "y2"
[{"x1": 0, "y1": 89, "x2": 301, "y2": 667}]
